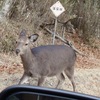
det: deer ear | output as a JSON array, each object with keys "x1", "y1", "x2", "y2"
[
  {"x1": 20, "y1": 29, "x2": 26, "y2": 36},
  {"x1": 28, "y1": 34, "x2": 39, "y2": 42}
]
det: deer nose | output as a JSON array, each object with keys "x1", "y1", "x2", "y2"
[{"x1": 16, "y1": 49, "x2": 20, "y2": 55}]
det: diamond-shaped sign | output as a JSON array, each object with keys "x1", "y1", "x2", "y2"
[{"x1": 50, "y1": 1, "x2": 65, "y2": 17}]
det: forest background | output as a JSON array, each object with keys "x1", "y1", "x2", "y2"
[{"x1": 0, "y1": 0, "x2": 100, "y2": 97}]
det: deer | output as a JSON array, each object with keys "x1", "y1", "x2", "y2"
[
  {"x1": 63, "y1": 17, "x2": 84, "y2": 34},
  {"x1": 15, "y1": 30, "x2": 76, "y2": 91}
]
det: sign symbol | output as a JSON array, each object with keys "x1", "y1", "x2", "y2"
[
  {"x1": 53, "y1": 7, "x2": 55, "y2": 10},
  {"x1": 60, "y1": 8, "x2": 62, "y2": 11}
]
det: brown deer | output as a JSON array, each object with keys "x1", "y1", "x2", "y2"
[
  {"x1": 16, "y1": 30, "x2": 76, "y2": 91},
  {"x1": 63, "y1": 17, "x2": 84, "y2": 34}
]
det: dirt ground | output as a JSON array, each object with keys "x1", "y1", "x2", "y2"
[{"x1": 0, "y1": 53, "x2": 100, "y2": 97}]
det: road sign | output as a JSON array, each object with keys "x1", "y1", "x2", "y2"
[{"x1": 50, "y1": 1, "x2": 65, "y2": 17}]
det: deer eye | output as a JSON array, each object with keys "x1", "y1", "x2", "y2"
[
  {"x1": 25, "y1": 40, "x2": 29, "y2": 46},
  {"x1": 25, "y1": 43, "x2": 28, "y2": 45}
]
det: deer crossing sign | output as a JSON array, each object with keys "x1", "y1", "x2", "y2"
[{"x1": 50, "y1": 1, "x2": 65, "y2": 17}]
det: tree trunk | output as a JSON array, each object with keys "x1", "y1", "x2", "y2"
[{"x1": 0, "y1": 0, "x2": 16, "y2": 21}]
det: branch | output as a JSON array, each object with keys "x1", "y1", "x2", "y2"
[
  {"x1": 40, "y1": 26, "x2": 86, "y2": 56},
  {"x1": 43, "y1": 26, "x2": 69, "y2": 44}
]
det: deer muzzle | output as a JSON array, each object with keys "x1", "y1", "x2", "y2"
[{"x1": 16, "y1": 49, "x2": 20, "y2": 55}]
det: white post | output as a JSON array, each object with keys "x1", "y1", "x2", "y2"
[{"x1": 53, "y1": 17, "x2": 57, "y2": 44}]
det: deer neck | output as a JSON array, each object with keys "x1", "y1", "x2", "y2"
[{"x1": 20, "y1": 48, "x2": 35, "y2": 68}]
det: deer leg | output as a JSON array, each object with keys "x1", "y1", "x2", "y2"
[
  {"x1": 18, "y1": 73, "x2": 29, "y2": 85},
  {"x1": 64, "y1": 69, "x2": 76, "y2": 92},
  {"x1": 56, "y1": 73, "x2": 65, "y2": 89},
  {"x1": 37, "y1": 76, "x2": 46, "y2": 86}
]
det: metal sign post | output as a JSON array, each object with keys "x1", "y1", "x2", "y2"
[
  {"x1": 50, "y1": 1, "x2": 65, "y2": 44},
  {"x1": 53, "y1": 17, "x2": 57, "y2": 44}
]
